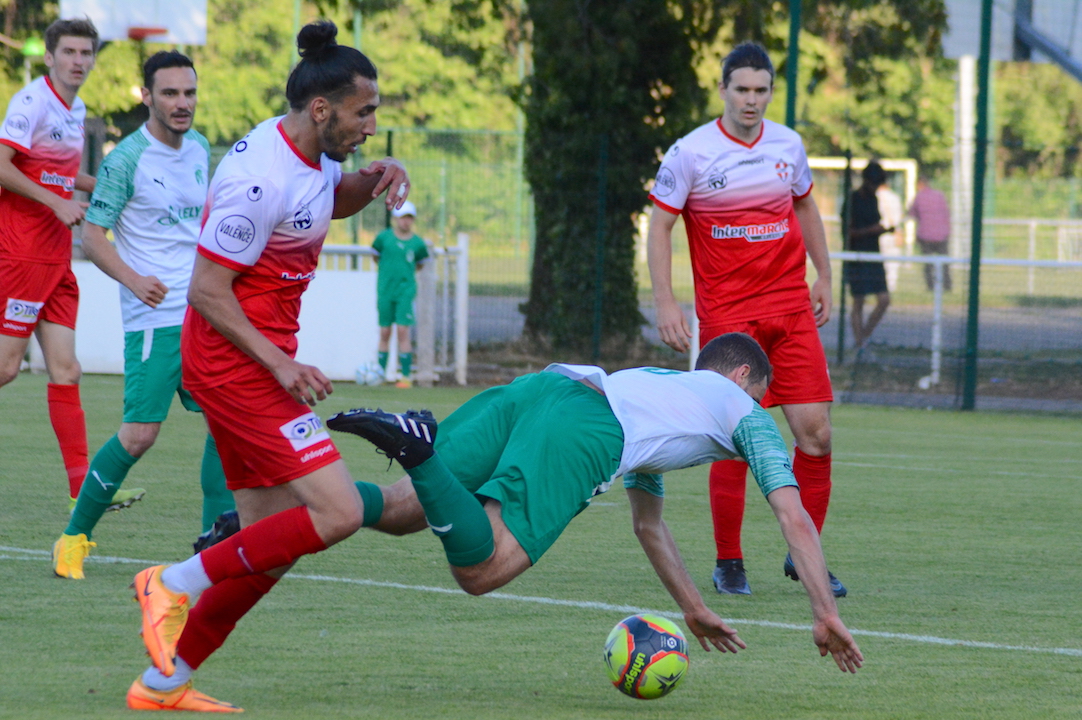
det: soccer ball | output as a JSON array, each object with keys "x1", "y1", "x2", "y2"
[
  {"x1": 603, "y1": 614, "x2": 689, "y2": 700},
  {"x1": 355, "y1": 362, "x2": 385, "y2": 387}
]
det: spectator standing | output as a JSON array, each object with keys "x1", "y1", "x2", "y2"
[
  {"x1": 907, "y1": 176, "x2": 952, "y2": 292},
  {"x1": 372, "y1": 199, "x2": 428, "y2": 388},
  {"x1": 845, "y1": 161, "x2": 893, "y2": 351},
  {"x1": 876, "y1": 178, "x2": 904, "y2": 292}
]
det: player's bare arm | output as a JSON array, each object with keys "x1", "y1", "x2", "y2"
[
  {"x1": 793, "y1": 193, "x2": 832, "y2": 327},
  {"x1": 75, "y1": 172, "x2": 95, "y2": 193},
  {"x1": 188, "y1": 254, "x2": 332, "y2": 406},
  {"x1": 646, "y1": 207, "x2": 692, "y2": 353},
  {"x1": 0, "y1": 144, "x2": 87, "y2": 227},
  {"x1": 331, "y1": 157, "x2": 408, "y2": 218},
  {"x1": 766, "y1": 486, "x2": 863, "y2": 672},
  {"x1": 81, "y1": 222, "x2": 168, "y2": 307},
  {"x1": 627, "y1": 487, "x2": 745, "y2": 653},
  {"x1": 357, "y1": 156, "x2": 410, "y2": 211}
]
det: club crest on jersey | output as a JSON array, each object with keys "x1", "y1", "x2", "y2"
[
  {"x1": 214, "y1": 215, "x2": 256, "y2": 253},
  {"x1": 195, "y1": 168, "x2": 205, "y2": 185},
  {"x1": 707, "y1": 169, "x2": 727, "y2": 190},
  {"x1": 50, "y1": 128, "x2": 63, "y2": 141},
  {"x1": 776, "y1": 159, "x2": 790, "y2": 181},
  {"x1": 653, "y1": 167, "x2": 676, "y2": 197},
  {"x1": 711, "y1": 218, "x2": 789, "y2": 243},
  {"x1": 5, "y1": 298, "x2": 43, "y2": 323},
  {"x1": 280, "y1": 412, "x2": 331, "y2": 452},
  {"x1": 293, "y1": 207, "x2": 313, "y2": 230},
  {"x1": 5, "y1": 114, "x2": 29, "y2": 138}
]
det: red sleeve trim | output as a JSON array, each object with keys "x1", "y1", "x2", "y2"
[
  {"x1": 793, "y1": 182, "x2": 814, "y2": 201},
  {"x1": 649, "y1": 195, "x2": 682, "y2": 215},
  {"x1": 0, "y1": 138, "x2": 30, "y2": 155},
  {"x1": 197, "y1": 243, "x2": 251, "y2": 272}
]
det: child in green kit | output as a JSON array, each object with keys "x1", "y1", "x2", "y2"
[{"x1": 372, "y1": 200, "x2": 429, "y2": 387}]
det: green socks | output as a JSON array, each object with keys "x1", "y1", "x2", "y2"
[
  {"x1": 378, "y1": 351, "x2": 389, "y2": 373},
  {"x1": 407, "y1": 454, "x2": 494, "y2": 567},
  {"x1": 399, "y1": 352, "x2": 413, "y2": 378},
  {"x1": 355, "y1": 481, "x2": 385, "y2": 527},
  {"x1": 66, "y1": 434, "x2": 137, "y2": 539},
  {"x1": 200, "y1": 433, "x2": 234, "y2": 533}
]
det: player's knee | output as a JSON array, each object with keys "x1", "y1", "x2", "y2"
[
  {"x1": 0, "y1": 362, "x2": 18, "y2": 387},
  {"x1": 329, "y1": 504, "x2": 365, "y2": 542},
  {"x1": 454, "y1": 571, "x2": 497, "y2": 596}
]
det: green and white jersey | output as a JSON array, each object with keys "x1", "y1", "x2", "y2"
[
  {"x1": 544, "y1": 364, "x2": 799, "y2": 499},
  {"x1": 372, "y1": 228, "x2": 429, "y2": 298},
  {"x1": 86, "y1": 124, "x2": 210, "y2": 331}
]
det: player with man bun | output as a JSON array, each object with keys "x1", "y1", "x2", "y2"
[{"x1": 125, "y1": 21, "x2": 409, "y2": 712}]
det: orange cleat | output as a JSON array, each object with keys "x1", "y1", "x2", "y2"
[
  {"x1": 126, "y1": 677, "x2": 243, "y2": 712},
  {"x1": 133, "y1": 565, "x2": 190, "y2": 677}
]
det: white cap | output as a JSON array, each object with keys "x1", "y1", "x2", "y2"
[{"x1": 392, "y1": 200, "x2": 417, "y2": 218}]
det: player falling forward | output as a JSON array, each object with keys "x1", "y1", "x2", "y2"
[
  {"x1": 330, "y1": 333, "x2": 863, "y2": 672},
  {"x1": 53, "y1": 51, "x2": 235, "y2": 580},
  {"x1": 125, "y1": 21, "x2": 409, "y2": 712},
  {"x1": 0, "y1": 19, "x2": 109, "y2": 509}
]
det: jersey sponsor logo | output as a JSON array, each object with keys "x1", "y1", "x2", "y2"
[
  {"x1": 214, "y1": 215, "x2": 256, "y2": 253},
  {"x1": 280, "y1": 412, "x2": 331, "y2": 452},
  {"x1": 707, "y1": 169, "x2": 727, "y2": 190},
  {"x1": 281, "y1": 270, "x2": 317, "y2": 281},
  {"x1": 91, "y1": 198, "x2": 112, "y2": 210},
  {"x1": 247, "y1": 186, "x2": 263, "y2": 202},
  {"x1": 653, "y1": 167, "x2": 676, "y2": 197},
  {"x1": 738, "y1": 157, "x2": 764, "y2": 166},
  {"x1": 157, "y1": 205, "x2": 203, "y2": 226},
  {"x1": 710, "y1": 217, "x2": 790, "y2": 243},
  {"x1": 775, "y1": 159, "x2": 790, "y2": 181},
  {"x1": 5, "y1": 298, "x2": 44, "y2": 323},
  {"x1": 5, "y1": 114, "x2": 29, "y2": 138},
  {"x1": 293, "y1": 207, "x2": 313, "y2": 230},
  {"x1": 301, "y1": 444, "x2": 335, "y2": 463},
  {"x1": 40, "y1": 171, "x2": 76, "y2": 192}
]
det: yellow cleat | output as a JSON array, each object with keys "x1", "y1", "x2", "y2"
[
  {"x1": 53, "y1": 533, "x2": 96, "y2": 579},
  {"x1": 68, "y1": 495, "x2": 77, "y2": 513},
  {"x1": 133, "y1": 565, "x2": 190, "y2": 677},
  {"x1": 106, "y1": 487, "x2": 147, "y2": 512},
  {"x1": 126, "y1": 677, "x2": 243, "y2": 712},
  {"x1": 394, "y1": 378, "x2": 413, "y2": 389}
]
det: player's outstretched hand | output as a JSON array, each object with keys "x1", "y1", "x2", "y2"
[
  {"x1": 130, "y1": 275, "x2": 169, "y2": 308},
  {"x1": 359, "y1": 157, "x2": 410, "y2": 210},
  {"x1": 684, "y1": 608, "x2": 746, "y2": 654},
  {"x1": 655, "y1": 298, "x2": 691, "y2": 353},
  {"x1": 273, "y1": 359, "x2": 333, "y2": 407},
  {"x1": 813, "y1": 615, "x2": 863, "y2": 673},
  {"x1": 810, "y1": 276, "x2": 832, "y2": 327},
  {"x1": 53, "y1": 198, "x2": 88, "y2": 228}
]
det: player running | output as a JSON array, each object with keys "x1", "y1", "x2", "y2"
[
  {"x1": 53, "y1": 51, "x2": 235, "y2": 580},
  {"x1": 125, "y1": 21, "x2": 409, "y2": 712},
  {"x1": 330, "y1": 333, "x2": 863, "y2": 674},
  {"x1": 647, "y1": 42, "x2": 845, "y2": 597},
  {"x1": 0, "y1": 18, "x2": 108, "y2": 509}
]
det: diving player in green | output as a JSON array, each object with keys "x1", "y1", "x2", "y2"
[{"x1": 371, "y1": 199, "x2": 428, "y2": 387}]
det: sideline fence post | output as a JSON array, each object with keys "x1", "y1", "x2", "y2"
[
  {"x1": 416, "y1": 253, "x2": 437, "y2": 387},
  {"x1": 454, "y1": 232, "x2": 469, "y2": 386}
]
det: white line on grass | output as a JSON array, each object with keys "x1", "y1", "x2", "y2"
[{"x1": 4, "y1": 545, "x2": 1079, "y2": 658}]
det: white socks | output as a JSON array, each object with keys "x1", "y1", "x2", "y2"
[
  {"x1": 143, "y1": 656, "x2": 192, "y2": 691},
  {"x1": 161, "y1": 555, "x2": 213, "y2": 598}
]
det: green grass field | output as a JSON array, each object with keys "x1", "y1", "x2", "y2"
[{"x1": 1, "y1": 373, "x2": 1080, "y2": 719}]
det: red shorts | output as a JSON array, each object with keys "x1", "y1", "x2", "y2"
[
  {"x1": 701, "y1": 310, "x2": 833, "y2": 408},
  {"x1": 190, "y1": 373, "x2": 341, "y2": 491},
  {"x1": 0, "y1": 259, "x2": 78, "y2": 337}
]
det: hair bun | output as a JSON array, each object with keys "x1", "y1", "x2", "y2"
[{"x1": 297, "y1": 20, "x2": 338, "y2": 59}]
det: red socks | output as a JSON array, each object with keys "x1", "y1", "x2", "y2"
[
  {"x1": 47, "y1": 383, "x2": 88, "y2": 498},
  {"x1": 708, "y1": 459, "x2": 749, "y2": 560},
  {"x1": 178, "y1": 573, "x2": 279, "y2": 670},
  {"x1": 793, "y1": 447, "x2": 832, "y2": 534},
  {"x1": 199, "y1": 505, "x2": 327, "y2": 584}
]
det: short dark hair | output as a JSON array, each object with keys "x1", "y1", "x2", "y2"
[
  {"x1": 722, "y1": 42, "x2": 774, "y2": 87},
  {"x1": 143, "y1": 50, "x2": 195, "y2": 91},
  {"x1": 286, "y1": 20, "x2": 378, "y2": 111},
  {"x1": 862, "y1": 160, "x2": 887, "y2": 188},
  {"x1": 695, "y1": 332, "x2": 772, "y2": 387},
  {"x1": 45, "y1": 17, "x2": 99, "y2": 54}
]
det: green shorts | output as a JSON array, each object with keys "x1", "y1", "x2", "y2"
[
  {"x1": 435, "y1": 372, "x2": 624, "y2": 564},
  {"x1": 123, "y1": 325, "x2": 201, "y2": 423},
  {"x1": 377, "y1": 291, "x2": 415, "y2": 327}
]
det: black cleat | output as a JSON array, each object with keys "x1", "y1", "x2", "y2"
[
  {"x1": 784, "y1": 553, "x2": 848, "y2": 598},
  {"x1": 712, "y1": 558, "x2": 751, "y2": 595},
  {"x1": 327, "y1": 408, "x2": 437, "y2": 469},
  {"x1": 192, "y1": 510, "x2": 240, "y2": 554}
]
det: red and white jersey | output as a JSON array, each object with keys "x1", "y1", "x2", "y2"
[
  {"x1": 182, "y1": 117, "x2": 342, "y2": 390},
  {"x1": 0, "y1": 76, "x2": 86, "y2": 263},
  {"x1": 649, "y1": 118, "x2": 814, "y2": 324}
]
